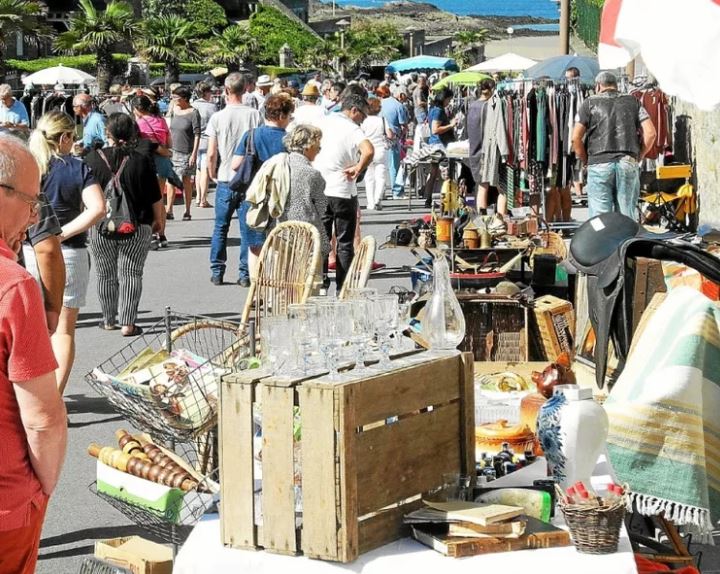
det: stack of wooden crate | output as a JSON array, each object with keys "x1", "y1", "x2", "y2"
[{"x1": 219, "y1": 352, "x2": 475, "y2": 563}]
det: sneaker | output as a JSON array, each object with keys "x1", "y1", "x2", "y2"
[
  {"x1": 210, "y1": 276, "x2": 223, "y2": 286},
  {"x1": 237, "y1": 278, "x2": 251, "y2": 288},
  {"x1": 371, "y1": 261, "x2": 386, "y2": 271},
  {"x1": 150, "y1": 234, "x2": 160, "y2": 250},
  {"x1": 327, "y1": 261, "x2": 336, "y2": 271},
  {"x1": 159, "y1": 235, "x2": 168, "y2": 248}
]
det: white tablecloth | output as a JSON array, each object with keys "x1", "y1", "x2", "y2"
[{"x1": 174, "y1": 513, "x2": 636, "y2": 574}]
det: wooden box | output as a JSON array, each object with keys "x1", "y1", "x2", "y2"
[
  {"x1": 219, "y1": 352, "x2": 475, "y2": 563},
  {"x1": 458, "y1": 295, "x2": 529, "y2": 362},
  {"x1": 532, "y1": 295, "x2": 575, "y2": 361}
]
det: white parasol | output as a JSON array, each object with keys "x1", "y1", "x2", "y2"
[
  {"x1": 22, "y1": 64, "x2": 97, "y2": 86},
  {"x1": 466, "y1": 53, "x2": 537, "y2": 73}
]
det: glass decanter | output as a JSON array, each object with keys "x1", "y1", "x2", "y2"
[{"x1": 421, "y1": 255, "x2": 466, "y2": 350}]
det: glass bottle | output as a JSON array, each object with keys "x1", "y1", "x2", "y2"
[{"x1": 421, "y1": 256, "x2": 466, "y2": 350}]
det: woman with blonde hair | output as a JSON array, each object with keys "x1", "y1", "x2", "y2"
[{"x1": 25, "y1": 110, "x2": 106, "y2": 394}]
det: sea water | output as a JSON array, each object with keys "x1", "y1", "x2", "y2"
[{"x1": 333, "y1": 0, "x2": 562, "y2": 19}]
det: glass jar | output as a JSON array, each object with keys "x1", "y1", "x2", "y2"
[{"x1": 421, "y1": 256, "x2": 466, "y2": 350}]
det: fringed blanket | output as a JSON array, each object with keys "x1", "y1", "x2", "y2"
[{"x1": 605, "y1": 287, "x2": 720, "y2": 537}]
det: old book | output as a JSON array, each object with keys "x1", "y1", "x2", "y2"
[
  {"x1": 448, "y1": 520, "x2": 526, "y2": 538},
  {"x1": 411, "y1": 516, "x2": 571, "y2": 557},
  {"x1": 422, "y1": 501, "x2": 524, "y2": 526}
]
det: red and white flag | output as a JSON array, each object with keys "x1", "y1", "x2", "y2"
[{"x1": 599, "y1": 0, "x2": 720, "y2": 110}]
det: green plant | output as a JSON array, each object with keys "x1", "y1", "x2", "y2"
[
  {"x1": 248, "y1": 5, "x2": 320, "y2": 65},
  {"x1": 56, "y1": 0, "x2": 139, "y2": 92},
  {"x1": 344, "y1": 20, "x2": 403, "y2": 74},
  {"x1": 142, "y1": 0, "x2": 225, "y2": 36},
  {"x1": 203, "y1": 24, "x2": 256, "y2": 72},
  {"x1": 0, "y1": 0, "x2": 54, "y2": 79},
  {"x1": 139, "y1": 16, "x2": 201, "y2": 87}
]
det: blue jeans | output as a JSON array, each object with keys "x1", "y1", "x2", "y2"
[
  {"x1": 238, "y1": 201, "x2": 266, "y2": 281},
  {"x1": 386, "y1": 144, "x2": 403, "y2": 197},
  {"x1": 210, "y1": 182, "x2": 243, "y2": 280},
  {"x1": 586, "y1": 157, "x2": 640, "y2": 219}
]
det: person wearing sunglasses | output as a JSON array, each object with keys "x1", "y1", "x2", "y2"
[{"x1": 0, "y1": 135, "x2": 67, "y2": 574}]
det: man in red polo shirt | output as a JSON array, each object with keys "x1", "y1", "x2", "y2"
[{"x1": 0, "y1": 135, "x2": 68, "y2": 574}]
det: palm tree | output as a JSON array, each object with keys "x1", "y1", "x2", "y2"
[
  {"x1": 203, "y1": 25, "x2": 256, "y2": 73},
  {"x1": 56, "y1": 0, "x2": 138, "y2": 93},
  {"x1": 139, "y1": 16, "x2": 201, "y2": 88},
  {"x1": 0, "y1": 0, "x2": 54, "y2": 80},
  {"x1": 298, "y1": 39, "x2": 341, "y2": 76},
  {"x1": 453, "y1": 29, "x2": 488, "y2": 68}
]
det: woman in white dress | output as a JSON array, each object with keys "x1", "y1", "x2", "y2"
[{"x1": 361, "y1": 97, "x2": 391, "y2": 211}]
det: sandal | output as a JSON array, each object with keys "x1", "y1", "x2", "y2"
[
  {"x1": 121, "y1": 325, "x2": 144, "y2": 337},
  {"x1": 166, "y1": 212, "x2": 174, "y2": 220},
  {"x1": 183, "y1": 212, "x2": 192, "y2": 221},
  {"x1": 98, "y1": 322, "x2": 119, "y2": 331},
  {"x1": 200, "y1": 201, "x2": 212, "y2": 208}
]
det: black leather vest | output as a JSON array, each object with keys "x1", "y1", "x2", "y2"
[{"x1": 585, "y1": 93, "x2": 642, "y2": 163}]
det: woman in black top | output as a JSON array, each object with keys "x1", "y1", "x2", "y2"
[{"x1": 85, "y1": 113, "x2": 163, "y2": 337}]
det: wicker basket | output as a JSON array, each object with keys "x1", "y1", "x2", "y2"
[{"x1": 561, "y1": 500, "x2": 626, "y2": 554}]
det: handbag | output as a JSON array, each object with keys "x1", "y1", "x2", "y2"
[
  {"x1": 229, "y1": 128, "x2": 258, "y2": 197},
  {"x1": 96, "y1": 150, "x2": 136, "y2": 238}
]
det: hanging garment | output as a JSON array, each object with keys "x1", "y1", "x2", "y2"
[
  {"x1": 478, "y1": 94, "x2": 510, "y2": 187},
  {"x1": 466, "y1": 97, "x2": 489, "y2": 184}
]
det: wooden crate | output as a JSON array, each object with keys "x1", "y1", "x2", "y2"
[
  {"x1": 532, "y1": 295, "x2": 575, "y2": 361},
  {"x1": 630, "y1": 257, "x2": 667, "y2": 335},
  {"x1": 458, "y1": 295, "x2": 529, "y2": 362},
  {"x1": 219, "y1": 352, "x2": 475, "y2": 563}
]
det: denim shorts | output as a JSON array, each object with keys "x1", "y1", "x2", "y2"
[{"x1": 22, "y1": 244, "x2": 90, "y2": 308}]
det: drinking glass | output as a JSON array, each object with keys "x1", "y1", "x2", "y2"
[
  {"x1": 260, "y1": 316, "x2": 294, "y2": 375},
  {"x1": 369, "y1": 294, "x2": 399, "y2": 371},
  {"x1": 287, "y1": 303, "x2": 319, "y2": 376},
  {"x1": 345, "y1": 287, "x2": 378, "y2": 299},
  {"x1": 316, "y1": 302, "x2": 352, "y2": 381},
  {"x1": 348, "y1": 298, "x2": 375, "y2": 376}
]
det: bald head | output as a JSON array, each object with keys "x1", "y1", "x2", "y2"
[
  {"x1": 0, "y1": 135, "x2": 40, "y2": 252},
  {"x1": 72, "y1": 93, "x2": 92, "y2": 117}
]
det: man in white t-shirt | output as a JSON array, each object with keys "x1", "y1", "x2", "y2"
[
  {"x1": 206, "y1": 72, "x2": 262, "y2": 285},
  {"x1": 314, "y1": 94, "x2": 374, "y2": 289}
]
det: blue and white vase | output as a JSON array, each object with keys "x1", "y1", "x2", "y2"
[{"x1": 536, "y1": 385, "x2": 608, "y2": 490}]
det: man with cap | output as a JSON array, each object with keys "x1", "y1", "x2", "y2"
[
  {"x1": 253, "y1": 75, "x2": 273, "y2": 111},
  {"x1": 289, "y1": 83, "x2": 325, "y2": 130}
]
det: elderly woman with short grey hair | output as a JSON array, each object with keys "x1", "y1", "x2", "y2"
[{"x1": 280, "y1": 124, "x2": 330, "y2": 258}]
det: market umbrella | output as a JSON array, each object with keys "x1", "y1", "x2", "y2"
[
  {"x1": 22, "y1": 64, "x2": 96, "y2": 86},
  {"x1": 386, "y1": 55, "x2": 459, "y2": 74},
  {"x1": 466, "y1": 53, "x2": 537, "y2": 73},
  {"x1": 525, "y1": 55, "x2": 600, "y2": 83},
  {"x1": 431, "y1": 70, "x2": 492, "y2": 90},
  {"x1": 599, "y1": 0, "x2": 720, "y2": 110}
]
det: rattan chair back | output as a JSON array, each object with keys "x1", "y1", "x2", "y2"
[{"x1": 339, "y1": 235, "x2": 377, "y2": 300}]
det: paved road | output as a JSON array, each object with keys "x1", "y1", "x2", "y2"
[{"x1": 37, "y1": 191, "x2": 423, "y2": 573}]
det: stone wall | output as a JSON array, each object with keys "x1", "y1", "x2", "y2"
[{"x1": 673, "y1": 99, "x2": 720, "y2": 227}]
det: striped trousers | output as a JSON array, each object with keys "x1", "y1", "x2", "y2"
[{"x1": 89, "y1": 225, "x2": 152, "y2": 326}]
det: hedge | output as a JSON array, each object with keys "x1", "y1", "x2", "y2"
[{"x1": 8, "y1": 55, "x2": 212, "y2": 76}]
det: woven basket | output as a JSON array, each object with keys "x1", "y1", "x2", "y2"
[
  {"x1": 561, "y1": 500, "x2": 626, "y2": 554},
  {"x1": 533, "y1": 230, "x2": 568, "y2": 261}
]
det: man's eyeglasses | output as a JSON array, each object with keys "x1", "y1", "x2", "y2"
[{"x1": 0, "y1": 183, "x2": 41, "y2": 215}]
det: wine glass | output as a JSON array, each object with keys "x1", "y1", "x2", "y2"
[
  {"x1": 260, "y1": 316, "x2": 294, "y2": 375},
  {"x1": 369, "y1": 294, "x2": 399, "y2": 371},
  {"x1": 316, "y1": 302, "x2": 352, "y2": 381},
  {"x1": 287, "y1": 303, "x2": 319, "y2": 376},
  {"x1": 347, "y1": 298, "x2": 375, "y2": 376}
]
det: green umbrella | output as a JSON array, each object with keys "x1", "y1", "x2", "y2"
[{"x1": 431, "y1": 70, "x2": 492, "y2": 90}]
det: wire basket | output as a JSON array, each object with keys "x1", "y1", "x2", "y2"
[
  {"x1": 90, "y1": 440, "x2": 219, "y2": 546},
  {"x1": 85, "y1": 310, "x2": 246, "y2": 442},
  {"x1": 79, "y1": 557, "x2": 133, "y2": 574},
  {"x1": 561, "y1": 499, "x2": 626, "y2": 554}
]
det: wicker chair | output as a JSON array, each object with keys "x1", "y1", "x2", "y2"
[{"x1": 339, "y1": 235, "x2": 377, "y2": 300}]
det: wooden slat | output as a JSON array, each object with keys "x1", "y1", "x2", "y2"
[
  {"x1": 219, "y1": 378, "x2": 257, "y2": 549},
  {"x1": 459, "y1": 353, "x2": 476, "y2": 476},
  {"x1": 299, "y1": 386, "x2": 340, "y2": 560},
  {"x1": 338, "y1": 385, "x2": 359, "y2": 562},
  {"x1": 358, "y1": 497, "x2": 426, "y2": 555},
  {"x1": 354, "y1": 403, "x2": 462, "y2": 516},
  {"x1": 261, "y1": 384, "x2": 298, "y2": 554},
  {"x1": 334, "y1": 354, "x2": 461, "y2": 427}
]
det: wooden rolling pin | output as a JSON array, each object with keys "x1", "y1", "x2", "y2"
[{"x1": 115, "y1": 429, "x2": 149, "y2": 460}]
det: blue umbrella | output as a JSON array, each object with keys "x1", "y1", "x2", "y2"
[
  {"x1": 386, "y1": 55, "x2": 459, "y2": 74},
  {"x1": 525, "y1": 55, "x2": 600, "y2": 83}
]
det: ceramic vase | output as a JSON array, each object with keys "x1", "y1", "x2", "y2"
[
  {"x1": 536, "y1": 385, "x2": 608, "y2": 490},
  {"x1": 421, "y1": 256, "x2": 466, "y2": 350}
]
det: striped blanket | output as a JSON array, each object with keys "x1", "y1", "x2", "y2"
[{"x1": 605, "y1": 287, "x2": 720, "y2": 536}]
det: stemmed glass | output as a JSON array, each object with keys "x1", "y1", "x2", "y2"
[
  {"x1": 260, "y1": 316, "x2": 295, "y2": 375},
  {"x1": 287, "y1": 303, "x2": 319, "y2": 376},
  {"x1": 369, "y1": 294, "x2": 399, "y2": 371},
  {"x1": 348, "y1": 298, "x2": 375, "y2": 376},
  {"x1": 316, "y1": 301, "x2": 352, "y2": 381}
]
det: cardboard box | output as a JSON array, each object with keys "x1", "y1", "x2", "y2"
[{"x1": 95, "y1": 536, "x2": 172, "y2": 574}]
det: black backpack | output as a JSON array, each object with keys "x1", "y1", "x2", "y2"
[{"x1": 96, "y1": 150, "x2": 137, "y2": 238}]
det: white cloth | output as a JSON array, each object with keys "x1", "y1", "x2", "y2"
[
  {"x1": 205, "y1": 103, "x2": 261, "y2": 182},
  {"x1": 600, "y1": 0, "x2": 720, "y2": 110},
  {"x1": 364, "y1": 154, "x2": 387, "y2": 210},
  {"x1": 361, "y1": 115, "x2": 388, "y2": 153},
  {"x1": 288, "y1": 102, "x2": 326, "y2": 131},
  {"x1": 314, "y1": 113, "x2": 369, "y2": 200},
  {"x1": 246, "y1": 152, "x2": 291, "y2": 220}
]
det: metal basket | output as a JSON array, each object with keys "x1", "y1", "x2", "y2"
[
  {"x1": 85, "y1": 309, "x2": 246, "y2": 442},
  {"x1": 89, "y1": 440, "x2": 219, "y2": 546},
  {"x1": 79, "y1": 557, "x2": 133, "y2": 574}
]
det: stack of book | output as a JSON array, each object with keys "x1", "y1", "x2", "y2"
[{"x1": 404, "y1": 501, "x2": 571, "y2": 557}]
